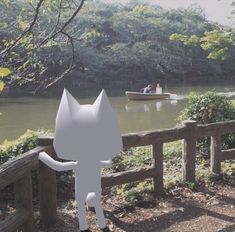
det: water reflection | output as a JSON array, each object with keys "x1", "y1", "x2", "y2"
[
  {"x1": 125, "y1": 99, "x2": 178, "y2": 113},
  {"x1": 218, "y1": 91, "x2": 235, "y2": 98}
]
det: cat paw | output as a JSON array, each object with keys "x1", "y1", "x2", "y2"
[{"x1": 38, "y1": 152, "x2": 49, "y2": 161}]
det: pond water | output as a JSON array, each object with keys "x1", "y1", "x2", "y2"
[{"x1": 1, "y1": 84, "x2": 235, "y2": 143}]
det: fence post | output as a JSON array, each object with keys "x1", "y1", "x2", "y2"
[
  {"x1": 15, "y1": 172, "x2": 34, "y2": 232},
  {"x1": 152, "y1": 142, "x2": 164, "y2": 196},
  {"x1": 38, "y1": 138, "x2": 57, "y2": 225},
  {"x1": 210, "y1": 134, "x2": 221, "y2": 174},
  {"x1": 182, "y1": 120, "x2": 197, "y2": 182}
]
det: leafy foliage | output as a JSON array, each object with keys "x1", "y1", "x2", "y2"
[
  {"x1": 0, "y1": 67, "x2": 11, "y2": 92},
  {"x1": 1, "y1": 1, "x2": 234, "y2": 94},
  {"x1": 178, "y1": 92, "x2": 235, "y2": 124},
  {"x1": 112, "y1": 147, "x2": 152, "y2": 172},
  {"x1": 0, "y1": 130, "x2": 39, "y2": 164},
  {"x1": 170, "y1": 30, "x2": 234, "y2": 61},
  {"x1": 0, "y1": 130, "x2": 75, "y2": 200},
  {"x1": 170, "y1": 34, "x2": 200, "y2": 46},
  {"x1": 116, "y1": 180, "x2": 153, "y2": 202},
  {"x1": 178, "y1": 91, "x2": 235, "y2": 149},
  {"x1": 170, "y1": 0, "x2": 235, "y2": 62},
  {"x1": 0, "y1": 67, "x2": 11, "y2": 77},
  {"x1": 0, "y1": 82, "x2": 4, "y2": 92},
  {"x1": 112, "y1": 141, "x2": 182, "y2": 173}
]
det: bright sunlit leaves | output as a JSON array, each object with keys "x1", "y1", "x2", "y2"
[
  {"x1": 170, "y1": 30, "x2": 234, "y2": 61},
  {"x1": 0, "y1": 81, "x2": 5, "y2": 92},
  {"x1": 0, "y1": 67, "x2": 11, "y2": 93},
  {"x1": 18, "y1": 20, "x2": 30, "y2": 31},
  {"x1": 0, "y1": 67, "x2": 12, "y2": 77}
]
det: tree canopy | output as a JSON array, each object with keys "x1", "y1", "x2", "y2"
[
  {"x1": 0, "y1": 0, "x2": 235, "y2": 95},
  {"x1": 170, "y1": 1, "x2": 235, "y2": 61}
]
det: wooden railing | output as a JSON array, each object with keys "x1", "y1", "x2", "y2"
[{"x1": 1, "y1": 120, "x2": 235, "y2": 232}]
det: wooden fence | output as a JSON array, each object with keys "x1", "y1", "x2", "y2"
[{"x1": 0, "y1": 120, "x2": 235, "y2": 232}]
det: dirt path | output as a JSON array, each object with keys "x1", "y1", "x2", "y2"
[{"x1": 36, "y1": 182, "x2": 235, "y2": 232}]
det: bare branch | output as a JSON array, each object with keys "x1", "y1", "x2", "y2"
[
  {"x1": 28, "y1": 0, "x2": 85, "y2": 53},
  {"x1": 55, "y1": 0, "x2": 63, "y2": 31},
  {"x1": 1, "y1": 0, "x2": 45, "y2": 55},
  {"x1": 1, "y1": 0, "x2": 86, "y2": 92},
  {"x1": 59, "y1": 0, "x2": 85, "y2": 32},
  {"x1": 36, "y1": 0, "x2": 64, "y2": 48},
  {"x1": 45, "y1": 31, "x2": 75, "y2": 88}
]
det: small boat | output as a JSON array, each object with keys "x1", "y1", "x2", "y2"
[{"x1": 125, "y1": 91, "x2": 171, "y2": 101}]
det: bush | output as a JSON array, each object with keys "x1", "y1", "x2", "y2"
[
  {"x1": 178, "y1": 91, "x2": 235, "y2": 149},
  {"x1": 0, "y1": 130, "x2": 39, "y2": 202},
  {"x1": 0, "y1": 130, "x2": 76, "y2": 200},
  {"x1": 178, "y1": 91, "x2": 235, "y2": 123},
  {"x1": 0, "y1": 130, "x2": 39, "y2": 164}
]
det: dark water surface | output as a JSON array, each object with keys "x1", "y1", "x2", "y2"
[{"x1": 1, "y1": 84, "x2": 235, "y2": 143}]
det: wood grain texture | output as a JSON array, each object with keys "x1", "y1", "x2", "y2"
[
  {"x1": 152, "y1": 142, "x2": 164, "y2": 196},
  {"x1": 102, "y1": 166, "x2": 157, "y2": 187},
  {"x1": 197, "y1": 120, "x2": 235, "y2": 137},
  {"x1": 182, "y1": 121, "x2": 197, "y2": 182},
  {"x1": 15, "y1": 173, "x2": 34, "y2": 232},
  {"x1": 210, "y1": 134, "x2": 222, "y2": 174},
  {"x1": 0, "y1": 146, "x2": 49, "y2": 189},
  {"x1": 0, "y1": 209, "x2": 28, "y2": 232},
  {"x1": 221, "y1": 149, "x2": 235, "y2": 161},
  {"x1": 38, "y1": 147, "x2": 58, "y2": 225},
  {"x1": 38, "y1": 126, "x2": 187, "y2": 149}
]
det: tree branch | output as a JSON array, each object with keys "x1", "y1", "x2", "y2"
[
  {"x1": 59, "y1": 0, "x2": 85, "y2": 33},
  {"x1": 1, "y1": 0, "x2": 86, "y2": 93},
  {"x1": 39, "y1": 0, "x2": 85, "y2": 47},
  {"x1": 1, "y1": 0, "x2": 45, "y2": 55},
  {"x1": 45, "y1": 31, "x2": 75, "y2": 89}
]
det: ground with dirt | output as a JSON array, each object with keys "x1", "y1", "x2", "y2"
[
  {"x1": 34, "y1": 176, "x2": 235, "y2": 232},
  {"x1": 1, "y1": 147, "x2": 234, "y2": 232}
]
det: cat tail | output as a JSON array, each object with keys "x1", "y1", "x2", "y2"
[
  {"x1": 86, "y1": 192, "x2": 98, "y2": 207},
  {"x1": 86, "y1": 192, "x2": 107, "y2": 229},
  {"x1": 38, "y1": 152, "x2": 77, "y2": 171}
]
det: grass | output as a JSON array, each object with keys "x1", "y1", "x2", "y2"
[{"x1": 111, "y1": 140, "x2": 182, "y2": 173}]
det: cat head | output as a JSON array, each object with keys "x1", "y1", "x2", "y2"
[{"x1": 53, "y1": 89, "x2": 123, "y2": 161}]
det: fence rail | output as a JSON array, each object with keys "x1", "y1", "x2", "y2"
[{"x1": 1, "y1": 120, "x2": 235, "y2": 232}]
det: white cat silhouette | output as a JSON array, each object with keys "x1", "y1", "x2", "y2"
[{"x1": 39, "y1": 89, "x2": 123, "y2": 231}]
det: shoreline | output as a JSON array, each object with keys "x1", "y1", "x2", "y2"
[{"x1": 1, "y1": 74, "x2": 235, "y2": 98}]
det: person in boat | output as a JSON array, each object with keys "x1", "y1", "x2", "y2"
[
  {"x1": 155, "y1": 83, "x2": 162, "y2": 94},
  {"x1": 140, "y1": 84, "x2": 153, "y2": 93}
]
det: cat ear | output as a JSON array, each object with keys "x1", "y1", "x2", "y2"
[
  {"x1": 93, "y1": 89, "x2": 112, "y2": 119},
  {"x1": 64, "y1": 88, "x2": 81, "y2": 114},
  {"x1": 56, "y1": 89, "x2": 80, "y2": 124},
  {"x1": 93, "y1": 89, "x2": 123, "y2": 159}
]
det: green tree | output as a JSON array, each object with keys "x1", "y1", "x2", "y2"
[
  {"x1": 1, "y1": 1, "x2": 235, "y2": 95},
  {"x1": 169, "y1": 1, "x2": 235, "y2": 61},
  {"x1": 178, "y1": 91, "x2": 235, "y2": 149},
  {"x1": 170, "y1": 30, "x2": 234, "y2": 61}
]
